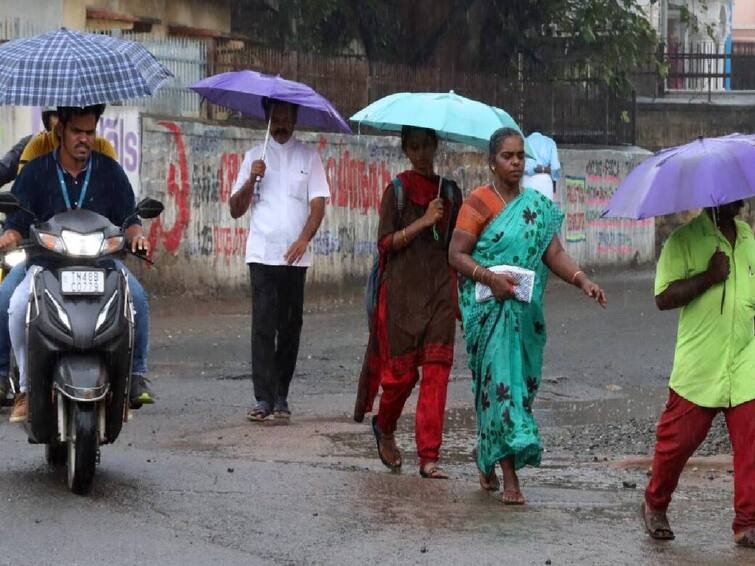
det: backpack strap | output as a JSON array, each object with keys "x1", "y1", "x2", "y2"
[
  {"x1": 439, "y1": 178, "x2": 460, "y2": 246},
  {"x1": 391, "y1": 177, "x2": 405, "y2": 213}
]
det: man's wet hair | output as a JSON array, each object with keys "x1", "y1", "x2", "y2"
[
  {"x1": 261, "y1": 97, "x2": 299, "y2": 120},
  {"x1": 400, "y1": 125, "x2": 438, "y2": 151},
  {"x1": 56, "y1": 104, "x2": 106, "y2": 126},
  {"x1": 489, "y1": 127, "x2": 523, "y2": 163}
]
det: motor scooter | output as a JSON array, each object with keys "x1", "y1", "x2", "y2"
[{"x1": 0, "y1": 193, "x2": 163, "y2": 494}]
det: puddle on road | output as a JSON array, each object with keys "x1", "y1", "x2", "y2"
[{"x1": 328, "y1": 386, "x2": 731, "y2": 470}]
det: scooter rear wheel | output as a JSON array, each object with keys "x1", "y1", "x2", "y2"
[{"x1": 67, "y1": 403, "x2": 98, "y2": 495}]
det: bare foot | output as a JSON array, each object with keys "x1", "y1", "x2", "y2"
[
  {"x1": 500, "y1": 457, "x2": 525, "y2": 505},
  {"x1": 502, "y1": 489, "x2": 526, "y2": 505},
  {"x1": 479, "y1": 469, "x2": 500, "y2": 491}
]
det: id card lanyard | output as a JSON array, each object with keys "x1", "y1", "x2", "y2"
[{"x1": 55, "y1": 149, "x2": 92, "y2": 210}]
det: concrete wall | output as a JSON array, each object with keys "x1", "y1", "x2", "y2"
[
  {"x1": 136, "y1": 116, "x2": 654, "y2": 296},
  {"x1": 554, "y1": 147, "x2": 655, "y2": 267},
  {"x1": 636, "y1": 99, "x2": 755, "y2": 152},
  {"x1": 734, "y1": 0, "x2": 755, "y2": 42}
]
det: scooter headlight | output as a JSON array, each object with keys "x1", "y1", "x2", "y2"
[
  {"x1": 3, "y1": 249, "x2": 26, "y2": 267},
  {"x1": 99, "y1": 236, "x2": 124, "y2": 255},
  {"x1": 37, "y1": 232, "x2": 66, "y2": 254},
  {"x1": 61, "y1": 230, "x2": 104, "y2": 258}
]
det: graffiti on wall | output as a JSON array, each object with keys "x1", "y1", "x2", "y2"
[
  {"x1": 558, "y1": 155, "x2": 654, "y2": 262},
  {"x1": 144, "y1": 125, "x2": 399, "y2": 272},
  {"x1": 564, "y1": 176, "x2": 587, "y2": 243},
  {"x1": 139, "y1": 119, "x2": 654, "y2": 292},
  {"x1": 145, "y1": 120, "x2": 249, "y2": 263}
]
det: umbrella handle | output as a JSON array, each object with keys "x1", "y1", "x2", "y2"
[
  {"x1": 253, "y1": 116, "x2": 273, "y2": 200},
  {"x1": 432, "y1": 175, "x2": 444, "y2": 241}
]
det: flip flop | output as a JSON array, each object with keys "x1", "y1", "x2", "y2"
[
  {"x1": 735, "y1": 528, "x2": 755, "y2": 548},
  {"x1": 246, "y1": 406, "x2": 271, "y2": 422},
  {"x1": 273, "y1": 409, "x2": 291, "y2": 419},
  {"x1": 420, "y1": 463, "x2": 449, "y2": 479},
  {"x1": 371, "y1": 415, "x2": 401, "y2": 470},
  {"x1": 641, "y1": 503, "x2": 675, "y2": 540}
]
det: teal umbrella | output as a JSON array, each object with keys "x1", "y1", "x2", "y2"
[
  {"x1": 351, "y1": 91, "x2": 533, "y2": 239},
  {"x1": 350, "y1": 90, "x2": 533, "y2": 156}
]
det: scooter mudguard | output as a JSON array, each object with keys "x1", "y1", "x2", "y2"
[{"x1": 53, "y1": 354, "x2": 109, "y2": 402}]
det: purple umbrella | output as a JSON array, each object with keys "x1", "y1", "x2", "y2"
[
  {"x1": 603, "y1": 134, "x2": 755, "y2": 219},
  {"x1": 190, "y1": 70, "x2": 352, "y2": 134}
]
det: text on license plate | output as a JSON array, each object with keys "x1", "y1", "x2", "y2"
[{"x1": 60, "y1": 270, "x2": 104, "y2": 294}]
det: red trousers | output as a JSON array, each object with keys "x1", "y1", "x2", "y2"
[
  {"x1": 376, "y1": 363, "x2": 450, "y2": 467},
  {"x1": 645, "y1": 389, "x2": 755, "y2": 534}
]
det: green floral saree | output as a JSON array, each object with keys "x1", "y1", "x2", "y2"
[{"x1": 458, "y1": 189, "x2": 564, "y2": 475}]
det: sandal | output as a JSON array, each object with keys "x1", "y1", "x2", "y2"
[
  {"x1": 246, "y1": 404, "x2": 271, "y2": 422},
  {"x1": 502, "y1": 489, "x2": 526, "y2": 505},
  {"x1": 371, "y1": 416, "x2": 401, "y2": 470},
  {"x1": 420, "y1": 462, "x2": 449, "y2": 479},
  {"x1": 273, "y1": 409, "x2": 291, "y2": 419},
  {"x1": 479, "y1": 470, "x2": 500, "y2": 491},
  {"x1": 641, "y1": 502, "x2": 675, "y2": 540},
  {"x1": 735, "y1": 528, "x2": 755, "y2": 548}
]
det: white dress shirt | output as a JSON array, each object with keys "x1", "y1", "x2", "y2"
[{"x1": 232, "y1": 136, "x2": 330, "y2": 267}]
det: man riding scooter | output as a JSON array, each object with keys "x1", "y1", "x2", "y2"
[{"x1": 0, "y1": 104, "x2": 154, "y2": 422}]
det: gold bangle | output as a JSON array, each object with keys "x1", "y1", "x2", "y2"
[
  {"x1": 472, "y1": 265, "x2": 480, "y2": 281},
  {"x1": 402, "y1": 228, "x2": 408, "y2": 245},
  {"x1": 571, "y1": 270, "x2": 584, "y2": 284}
]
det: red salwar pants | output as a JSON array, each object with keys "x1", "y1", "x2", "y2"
[
  {"x1": 376, "y1": 363, "x2": 450, "y2": 467},
  {"x1": 645, "y1": 389, "x2": 755, "y2": 535}
]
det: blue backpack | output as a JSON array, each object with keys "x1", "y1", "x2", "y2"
[{"x1": 364, "y1": 178, "x2": 404, "y2": 323}]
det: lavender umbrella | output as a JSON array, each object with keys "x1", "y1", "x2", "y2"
[
  {"x1": 603, "y1": 134, "x2": 755, "y2": 219},
  {"x1": 190, "y1": 70, "x2": 352, "y2": 133}
]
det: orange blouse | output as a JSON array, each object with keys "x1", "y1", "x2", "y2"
[{"x1": 455, "y1": 185, "x2": 505, "y2": 237}]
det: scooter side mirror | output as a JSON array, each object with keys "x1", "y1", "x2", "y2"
[
  {"x1": 135, "y1": 198, "x2": 164, "y2": 220},
  {"x1": 0, "y1": 193, "x2": 21, "y2": 215}
]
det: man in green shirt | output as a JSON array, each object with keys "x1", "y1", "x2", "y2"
[{"x1": 642, "y1": 200, "x2": 755, "y2": 548}]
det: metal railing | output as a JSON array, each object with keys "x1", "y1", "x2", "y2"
[
  {"x1": 665, "y1": 41, "x2": 755, "y2": 93},
  {"x1": 93, "y1": 30, "x2": 207, "y2": 117}
]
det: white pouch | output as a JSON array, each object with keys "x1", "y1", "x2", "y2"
[{"x1": 475, "y1": 265, "x2": 535, "y2": 304}]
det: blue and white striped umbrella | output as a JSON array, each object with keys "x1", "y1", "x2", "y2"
[{"x1": 0, "y1": 28, "x2": 172, "y2": 106}]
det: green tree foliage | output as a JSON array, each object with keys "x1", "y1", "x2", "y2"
[{"x1": 234, "y1": 0, "x2": 661, "y2": 93}]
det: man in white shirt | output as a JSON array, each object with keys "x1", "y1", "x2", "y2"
[
  {"x1": 230, "y1": 98, "x2": 329, "y2": 422},
  {"x1": 523, "y1": 131, "x2": 561, "y2": 201}
]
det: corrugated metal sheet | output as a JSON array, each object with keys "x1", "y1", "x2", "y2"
[{"x1": 95, "y1": 30, "x2": 207, "y2": 117}]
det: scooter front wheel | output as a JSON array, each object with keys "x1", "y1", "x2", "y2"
[
  {"x1": 45, "y1": 443, "x2": 66, "y2": 466},
  {"x1": 67, "y1": 403, "x2": 98, "y2": 495}
]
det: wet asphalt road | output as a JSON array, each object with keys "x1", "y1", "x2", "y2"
[{"x1": 0, "y1": 271, "x2": 751, "y2": 565}]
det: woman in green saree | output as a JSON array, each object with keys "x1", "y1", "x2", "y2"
[{"x1": 449, "y1": 128, "x2": 607, "y2": 504}]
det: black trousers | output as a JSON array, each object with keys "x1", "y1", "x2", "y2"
[{"x1": 249, "y1": 263, "x2": 307, "y2": 408}]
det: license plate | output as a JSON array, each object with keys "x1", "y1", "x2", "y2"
[{"x1": 60, "y1": 270, "x2": 105, "y2": 295}]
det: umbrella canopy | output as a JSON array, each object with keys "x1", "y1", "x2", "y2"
[
  {"x1": 350, "y1": 91, "x2": 532, "y2": 155},
  {"x1": 190, "y1": 70, "x2": 352, "y2": 133},
  {"x1": 0, "y1": 28, "x2": 172, "y2": 107},
  {"x1": 603, "y1": 134, "x2": 755, "y2": 219}
]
